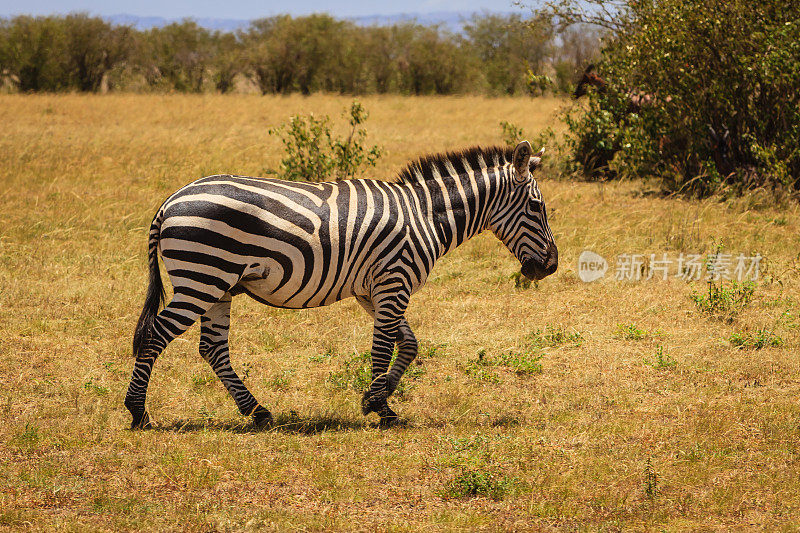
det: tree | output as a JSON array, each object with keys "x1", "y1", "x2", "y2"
[
  {"x1": 0, "y1": 16, "x2": 67, "y2": 91},
  {"x1": 142, "y1": 21, "x2": 212, "y2": 92},
  {"x1": 63, "y1": 14, "x2": 133, "y2": 92},
  {"x1": 241, "y1": 16, "x2": 298, "y2": 94},
  {"x1": 463, "y1": 13, "x2": 554, "y2": 95},
  {"x1": 396, "y1": 24, "x2": 478, "y2": 95},
  {"x1": 210, "y1": 31, "x2": 242, "y2": 93}
]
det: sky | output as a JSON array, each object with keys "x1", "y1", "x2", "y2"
[{"x1": 0, "y1": 0, "x2": 522, "y2": 19}]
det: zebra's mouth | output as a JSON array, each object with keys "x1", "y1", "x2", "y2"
[
  {"x1": 521, "y1": 244, "x2": 558, "y2": 280},
  {"x1": 522, "y1": 261, "x2": 551, "y2": 281}
]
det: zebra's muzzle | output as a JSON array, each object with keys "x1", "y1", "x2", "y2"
[{"x1": 521, "y1": 242, "x2": 558, "y2": 281}]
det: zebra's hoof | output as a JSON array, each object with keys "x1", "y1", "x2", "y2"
[
  {"x1": 362, "y1": 391, "x2": 399, "y2": 427},
  {"x1": 378, "y1": 406, "x2": 399, "y2": 429},
  {"x1": 361, "y1": 390, "x2": 387, "y2": 415},
  {"x1": 253, "y1": 406, "x2": 273, "y2": 428},
  {"x1": 130, "y1": 410, "x2": 152, "y2": 430}
]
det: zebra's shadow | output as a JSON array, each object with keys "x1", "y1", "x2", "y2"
[{"x1": 155, "y1": 411, "x2": 369, "y2": 435}]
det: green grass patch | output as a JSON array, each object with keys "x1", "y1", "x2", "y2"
[
  {"x1": 526, "y1": 325, "x2": 583, "y2": 348},
  {"x1": 328, "y1": 350, "x2": 372, "y2": 391},
  {"x1": 645, "y1": 345, "x2": 677, "y2": 370},
  {"x1": 496, "y1": 350, "x2": 543, "y2": 375},
  {"x1": 729, "y1": 329, "x2": 783, "y2": 349},
  {"x1": 614, "y1": 323, "x2": 650, "y2": 341},
  {"x1": 83, "y1": 378, "x2": 109, "y2": 396},
  {"x1": 691, "y1": 281, "x2": 755, "y2": 322},
  {"x1": 442, "y1": 468, "x2": 515, "y2": 500}
]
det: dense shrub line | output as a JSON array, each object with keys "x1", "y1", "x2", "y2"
[
  {"x1": 552, "y1": 0, "x2": 800, "y2": 195},
  {"x1": 0, "y1": 12, "x2": 599, "y2": 95}
]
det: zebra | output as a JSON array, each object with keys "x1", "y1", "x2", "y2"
[{"x1": 125, "y1": 140, "x2": 558, "y2": 430}]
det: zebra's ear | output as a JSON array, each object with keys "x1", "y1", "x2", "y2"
[{"x1": 512, "y1": 140, "x2": 533, "y2": 183}]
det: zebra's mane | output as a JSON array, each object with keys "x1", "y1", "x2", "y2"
[{"x1": 395, "y1": 145, "x2": 514, "y2": 185}]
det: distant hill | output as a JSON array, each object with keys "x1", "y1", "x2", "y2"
[{"x1": 105, "y1": 11, "x2": 520, "y2": 33}]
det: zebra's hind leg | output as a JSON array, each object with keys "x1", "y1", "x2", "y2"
[
  {"x1": 199, "y1": 294, "x2": 272, "y2": 428},
  {"x1": 385, "y1": 318, "x2": 418, "y2": 397},
  {"x1": 125, "y1": 294, "x2": 218, "y2": 429}
]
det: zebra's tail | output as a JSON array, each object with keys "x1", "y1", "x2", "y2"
[{"x1": 132, "y1": 212, "x2": 166, "y2": 358}]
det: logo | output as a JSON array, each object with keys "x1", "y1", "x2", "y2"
[{"x1": 578, "y1": 250, "x2": 608, "y2": 282}]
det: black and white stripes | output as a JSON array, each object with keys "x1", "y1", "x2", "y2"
[{"x1": 125, "y1": 140, "x2": 557, "y2": 429}]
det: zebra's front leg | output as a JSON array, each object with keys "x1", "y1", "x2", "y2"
[
  {"x1": 199, "y1": 295, "x2": 272, "y2": 428},
  {"x1": 386, "y1": 319, "x2": 418, "y2": 397},
  {"x1": 361, "y1": 299, "x2": 407, "y2": 428}
]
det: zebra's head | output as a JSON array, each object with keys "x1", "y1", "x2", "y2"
[{"x1": 489, "y1": 141, "x2": 558, "y2": 281}]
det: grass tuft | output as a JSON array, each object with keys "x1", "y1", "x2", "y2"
[
  {"x1": 729, "y1": 328, "x2": 783, "y2": 349},
  {"x1": 614, "y1": 323, "x2": 651, "y2": 341},
  {"x1": 442, "y1": 468, "x2": 515, "y2": 500},
  {"x1": 526, "y1": 325, "x2": 583, "y2": 348},
  {"x1": 691, "y1": 281, "x2": 756, "y2": 322},
  {"x1": 645, "y1": 345, "x2": 677, "y2": 370},
  {"x1": 496, "y1": 350, "x2": 544, "y2": 375},
  {"x1": 644, "y1": 458, "x2": 659, "y2": 500},
  {"x1": 328, "y1": 350, "x2": 372, "y2": 391}
]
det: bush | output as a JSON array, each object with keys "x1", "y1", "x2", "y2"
[
  {"x1": 269, "y1": 101, "x2": 383, "y2": 181},
  {"x1": 556, "y1": 0, "x2": 800, "y2": 196},
  {"x1": 729, "y1": 329, "x2": 783, "y2": 349},
  {"x1": 442, "y1": 468, "x2": 514, "y2": 500},
  {"x1": 691, "y1": 280, "x2": 755, "y2": 322},
  {"x1": 327, "y1": 350, "x2": 372, "y2": 392}
]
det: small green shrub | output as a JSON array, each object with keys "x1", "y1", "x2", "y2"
[
  {"x1": 496, "y1": 350, "x2": 543, "y2": 375},
  {"x1": 442, "y1": 468, "x2": 514, "y2": 500},
  {"x1": 191, "y1": 373, "x2": 215, "y2": 391},
  {"x1": 691, "y1": 281, "x2": 755, "y2": 321},
  {"x1": 269, "y1": 101, "x2": 383, "y2": 181},
  {"x1": 465, "y1": 348, "x2": 544, "y2": 379},
  {"x1": 463, "y1": 350, "x2": 501, "y2": 383},
  {"x1": 420, "y1": 343, "x2": 447, "y2": 359},
  {"x1": 526, "y1": 325, "x2": 583, "y2": 348},
  {"x1": 729, "y1": 329, "x2": 783, "y2": 349},
  {"x1": 309, "y1": 347, "x2": 334, "y2": 363},
  {"x1": 510, "y1": 271, "x2": 535, "y2": 289},
  {"x1": 614, "y1": 323, "x2": 649, "y2": 341},
  {"x1": 11, "y1": 424, "x2": 39, "y2": 449},
  {"x1": 646, "y1": 345, "x2": 677, "y2": 370},
  {"x1": 83, "y1": 378, "x2": 109, "y2": 396},
  {"x1": 268, "y1": 369, "x2": 295, "y2": 390},
  {"x1": 328, "y1": 350, "x2": 372, "y2": 391},
  {"x1": 499, "y1": 120, "x2": 526, "y2": 147}
]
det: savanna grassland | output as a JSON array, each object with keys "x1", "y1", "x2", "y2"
[{"x1": 1, "y1": 94, "x2": 800, "y2": 531}]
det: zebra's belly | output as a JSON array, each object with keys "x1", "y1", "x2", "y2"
[{"x1": 235, "y1": 263, "x2": 358, "y2": 309}]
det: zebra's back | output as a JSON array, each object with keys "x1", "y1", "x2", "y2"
[{"x1": 157, "y1": 174, "x2": 425, "y2": 309}]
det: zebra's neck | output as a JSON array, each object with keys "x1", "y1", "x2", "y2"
[{"x1": 405, "y1": 163, "x2": 509, "y2": 258}]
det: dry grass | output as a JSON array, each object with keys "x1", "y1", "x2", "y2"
[{"x1": 1, "y1": 93, "x2": 800, "y2": 531}]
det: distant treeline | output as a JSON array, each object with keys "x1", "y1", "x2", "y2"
[{"x1": 0, "y1": 13, "x2": 599, "y2": 95}]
